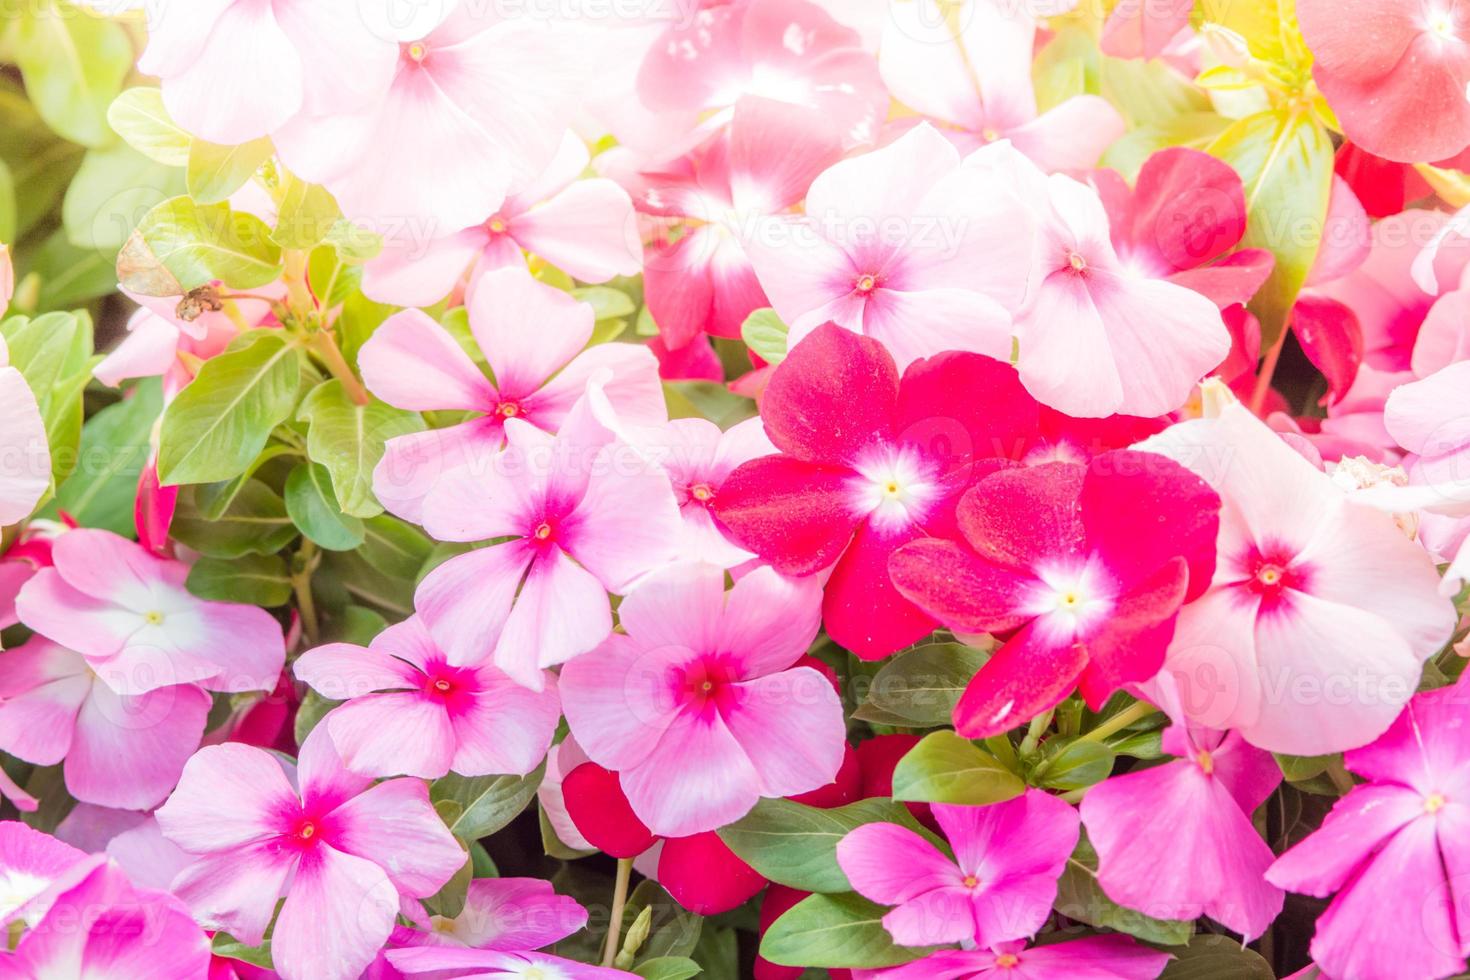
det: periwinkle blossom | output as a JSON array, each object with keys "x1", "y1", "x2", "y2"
[
  {"x1": 852, "y1": 936, "x2": 1170, "y2": 980},
  {"x1": 391, "y1": 877, "x2": 589, "y2": 953}
]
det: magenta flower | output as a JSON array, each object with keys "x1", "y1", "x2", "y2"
[
  {"x1": 414, "y1": 383, "x2": 683, "y2": 688},
  {"x1": 0, "y1": 637, "x2": 211, "y2": 809},
  {"x1": 0, "y1": 821, "x2": 84, "y2": 928},
  {"x1": 363, "y1": 132, "x2": 642, "y2": 308},
  {"x1": 559, "y1": 563, "x2": 845, "y2": 837},
  {"x1": 363, "y1": 266, "x2": 666, "y2": 522},
  {"x1": 1267, "y1": 680, "x2": 1470, "y2": 979},
  {"x1": 388, "y1": 945, "x2": 630, "y2": 979},
  {"x1": 711, "y1": 323, "x2": 1048, "y2": 658},
  {"x1": 746, "y1": 124, "x2": 1036, "y2": 369},
  {"x1": 293, "y1": 615, "x2": 561, "y2": 779},
  {"x1": 889, "y1": 449, "x2": 1219, "y2": 737},
  {"x1": 1079, "y1": 715, "x2": 1284, "y2": 939},
  {"x1": 1141, "y1": 389, "x2": 1457, "y2": 754},
  {"x1": 15, "y1": 529, "x2": 286, "y2": 696},
  {"x1": 851, "y1": 935, "x2": 1170, "y2": 979},
  {"x1": 835, "y1": 790, "x2": 1079, "y2": 948},
  {"x1": 0, "y1": 333, "x2": 49, "y2": 528},
  {"x1": 156, "y1": 726, "x2": 465, "y2": 980},
  {"x1": 392, "y1": 877, "x2": 587, "y2": 951},
  {"x1": 0, "y1": 856, "x2": 210, "y2": 979}
]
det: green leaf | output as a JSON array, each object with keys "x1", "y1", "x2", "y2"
[
  {"x1": 1, "y1": 310, "x2": 93, "y2": 482},
  {"x1": 760, "y1": 892, "x2": 935, "y2": 969},
  {"x1": 211, "y1": 934, "x2": 273, "y2": 969},
  {"x1": 0, "y1": 158, "x2": 15, "y2": 244},
  {"x1": 1208, "y1": 109, "x2": 1334, "y2": 346},
  {"x1": 740, "y1": 308, "x2": 789, "y2": 366},
  {"x1": 1034, "y1": 739, "x2": 1117, "y2": 791},
  {"x1": 107, "y1": 88, "x2": 192, "y2": 167},
  {"x1": 49, "y1": 380, "x2": 163, "y2": 534},
  {"x1": 324, "y1": 218, "x2": 383, "y2": 263},
  {"x1": 633, "y1": 957, "x2": 703, "y2": 980},
  {"x1": 159, "y1": 331, "x2": 303, "y2": 486},
  {"x1": 171, "y1": 480, "x2": 298, "y2": 559},
  {"x1": 719, "y1": 798, "x2": 923, "y2": 894},
  {"x1": 187, "y1": 137, "x2": 273, "y2": 205},
  {"x1": 572, "y1": 286, "x2": 636, "y2": 321},
  {"x1": 24, "y1": 229, "x2": 118, "y2": 310},
  {"x1": 1055, "y1": 838, "x2": 1194, "y2": 946},
  {"x1": 285, "y1": 461, "x2": 366, "y2": 551},
  {"x1": 274, "y1": 176, "x2": 341, "y2": 250},
  {"x1": 1275, "y1": 752, "x2": 1335, "y2": 783},
  {"x1": 623, "y1": 881, "x2": 702, "y2": 961},
  {"x1": 1160, "y1": 934, "x2": 1274, "y2": 979},
  {"x1": 664, "y1": 381, "x2": 756, "y2": 428},
  {"x1": 63, "y1": 142, "x2": 186, "y2": 251},
  {"x1": 293, "y1": 688, "x2": 338, "y2": 745},
  {"x1": 854, "y1": 643, "x2": 985, "y2": 727},
  {"x1": 307, "y1": 244, "x2": 361, "y2": 309},
  {"x1": 187, "y1": 554, "x2": 293, "y2": 607},
  {"x1": 298, "y1": 380, "x2": 425, "y2": 518},
  {"x1": 0, "y1": 80, "x2": 86, "y2": 239},
  {"x1": 421, "y1": 844, "x2": 473, "y2": 918},
  {"x1": 123, "y1": 196, "x2": 284, "y2": 295},
  {"x1": 891, "y1": 731, "x2": 1026, "y2": 806},
  {"x1": 431, "y1": 764, "x2": 545, "y2": 841},
  {"x1": 14, "y1": 1, "x2": 132, "y2": 148}
]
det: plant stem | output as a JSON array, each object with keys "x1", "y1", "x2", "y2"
[
  {"x1": 601, "y1": 857, "x2": 634, "y2": 969},
  {"x1": 1326, "y1": 759, "x2": 1356, "y2": 795},
  {"x1": 292, "y1": 541, "x2": 321, "y2": 647},
  {"x1": 283, "y1": 250, "x2": 313, "y2": 319},
  {"x1": 309, "y1": 330, "x2": 370, "y2": 406},
  {"x1": 1079, "y1": 700, "x2": 1161, "y2": 745},
  {"x1": 1249, "y1": 330, "x2": 1288, "y2": 416},
  {"x1": 1018, "y1": 709, "x2": 1054, "y2": 759}
]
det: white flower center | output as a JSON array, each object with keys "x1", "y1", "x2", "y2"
[
  {"x1": 1022, "y1": 561, "x2": 1115, "y2": 643},
  {"x1": 849, "y1": 447, "x2": 937, "y2": 530}
]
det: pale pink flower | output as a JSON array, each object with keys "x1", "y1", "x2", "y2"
[
  {"x1": 836, "y1": 790, "x2": 1079, "y2": 948},
  {"x1": 138, "y1": 0, "x2": 397, "y2": 144},
  {"x1": 274, "y1": 6, "x2": 580, "y2": 233},
  {"x1": 362, "y1": 131, "x2": 640, "y2": 307},
  {"x1": 852, "y1": 936, "x2": 1169, "y2": 980},
  {"x1": 746, "y1": 124, "x2": 1036, "y2": 370},
  {"x1": 156, "y1": 726, "x2": 465, "y2": 980},
  {"x1": 293, "y1": 615, "x2": 561, "y2": 779},
  {"x1": 362, "y1": 266, "x2": 665, "y2": 523},
  {"x1": 559, "y1": 563, "x2": 845, "y2": 837},
  {"x1": 0, "y1": 856, "x2": 210, "y2": 979},
  {"x1": 0, "y1": 637, "x2": 211, "y2": 809},
  {"x1": 1139, "y1": 387, "x2": 1456, "y2": 754},
  {"x1": 414, "y1": 382, "x2": 683, "y2": 688},
  {"x1": 538, "y1": 737, "x2": 596, "y2": 853},
  {"x1": 0, "y1": 821, "x2": 85, "y2": 928},
  {"x1": 388, "y1": 946, "x2": 629, "y2": 979},
  {"x1": 879, "y1": 0, "x2": 1124, "y2": 172},
  {"x1": 15, "y1": 529, "x2": 286, "y2": 696},
  {"x1": 391, "y1": 877, "x2": 587, "y2": 951}
]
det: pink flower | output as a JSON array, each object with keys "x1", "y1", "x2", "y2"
[
  {"x1": 711, "y1": 324, "x2": 1049, "y2": 658},
  {"x1": 391, "y1": 877, "x2": 588, "y2": 951},
  {"x1": 387, "y1": 946, "x2": 629, "y2": 979},
  {"x1": 890, "y1": 450, "x2": 1220, "y2": 737},
  {"x1": 1100, "y1": 0, "x2": 1195, "y2": 60},
  {"x1": 1079, "y1": 709, "x2": 1284, "y2": 939},
  {"x1": 973, "y1": 143, "x2": 1230, "y2": 417},
  {"x1": 15, "y1": 529, "x2": 285, "y2": 696},
  {"x1": 1267, "y1": 679, "x2": 1470, "y2": 980},
  {"x1": 363, "y1": 266, "x2": 666, "y2": 522},
  {"x1": 274, "y1": 6, "x2": 578, "y2": 233},
  {"x1": 0, "y1": 334, "x2": 50, "y2": 528},
  {"x1": 0, "y1": 856, "x2": 211, "y2": 979},
  {"x1": 1298, "y1": 0, "x2": 1470, "y2": 162},
  {"x1": 852, "y1": 936, "x2": 1170, "y2": 979},
  {"x1": 636, "y1": 0, "x2": 888, "y2": 147},
  {"x1": 156, "y1": 726, "x2": 465, "y2": 980},
  {"x1": 293, "y1": 615, "x2": 561, "y2": 779},
  {"x1": 1140, "y1": 387, "x2": 1457, "y2": 754},
  {"x1": 745, "y1": 124, "x2": 1036, "y2": 369},
  {"x1": 835, "y1": 790, "x2": 1079, "y2": 948},
  {"x1": 0, "y1": 821, "x2": 85, "y2": 928},
  {"x1": 559, "y1": 563, "x2": 845, "y2": 837},
  {"x1": 879, "y1": 0, "x2": 1124, "y2": 172},
  {"x1": 414, "y1": 382, "x2": 683, "y2": 688},
  {"x1": 635, "y1": 95, "x2": 844, "y2": 349},
  {"x1": 137, "y1": 0, "x2": 396, "y2": 144},
  {"x1": 0, "y1": 637, "x2": 211, "y2": 809},
  {"x1": 362, "y1": 132, "x2": 641, "y2": 308}
]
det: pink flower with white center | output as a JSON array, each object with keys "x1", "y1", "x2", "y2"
[
  {"x1": 836, "y1": 790, "x2": 1079, "y2": 948},
  {"x1": 156, "y1": 726, "x2": 465, "y2": 980},
  {"x1": 0, "y1": 822, "x2": 84, "y2": 929},
  {"x1": 0, "y1": 334, "x2": 49, "y2": 528},
  {"x1": 559, "y1": 563, "x2": 845, "y2": 837},
  {"x1": 1139, "y1": 385, "x2": 1457, "y2": 755},
  {"x1": 361, "y1": 131, "x2": 642, "y2": 308},
  {"x1": 879, "y1": 0, "x2": 1124, "y2": 172},
  {"x1": 138, "y1": 0, "x2": 397, "y2": 144},
  {"x1": 0, "y1": 637, "x2": 211, "y2": 810},
  {"x1": 1268, "y1": 678, "x2": 1470, "y2": 980},
  {"x1": 636, "y1": 0, "x2": 889, "y2": 147},
  {"x1": 414, "y1": 381, "x2": 684, "y2": 689},
  {"x1": 851, "y1": 936, "x2": 1169, "y2": 980},
  {"x1": 274, "y1": 5, "x2": 579, "y2": 234},
  {"x1": 362, "y1": 266, "x2": 666, "y2": 523},
  {"x1": 293, "y1": 615, "x2": 561, "y2": 779},
  {"x1": 628, "y1": 416, "x2": 777, "y2": 569},
  {"x1": 636, "y1": 95, "x2": 844, "y2": 350},
  {"x1": 971, "y1": 142, "x2": 1231, "y2": 418},
  {"x1": 387, "y1": 945, "x2": 630, "y2": 979},
  {"x1": 0, "y1": 856, "x2": 210, "y2": 979},
  {"x1": 15, "y1": 529, "x2": 286, "y2": 696},
  {"x1": 391, "y1": 877, "x2": 588, "y2": 951},
  {"x1": 746, "y1": 124, "x2": 1035, "y2": 370}
]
